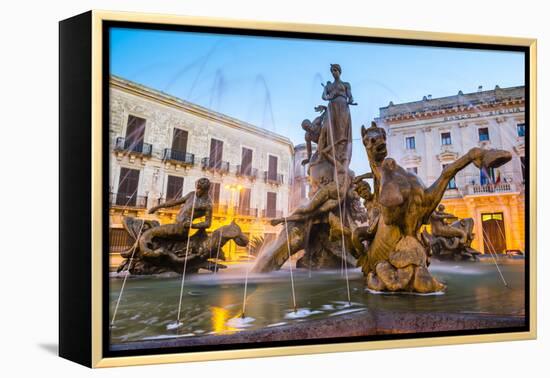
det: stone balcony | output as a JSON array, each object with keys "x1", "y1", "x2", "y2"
[
  {"x1": 109, "y1": 192, "x2": 148, "y2": 208},
  {"x1": 163, "y1": 148, "x2": 195, "y2": 167},
  {"x1": 114, "y1": 137, "x2": 153, "y2": 164},
  {"x1": 263, "y1": 171, "x2": 284, "y2": 186},
  {"x1": 201, "y1": 157, "x2": 230, "y2": 175},
  {"x1": 235, "y1": 165, "x2": 259, "y2": 180},
  {"x1": 463, "y1": 182, "x2": 520, "y2": 196}
]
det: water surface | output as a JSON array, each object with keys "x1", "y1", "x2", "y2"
[{"x1": 109, "y1": 259, "x2": 525, "y2": 344}]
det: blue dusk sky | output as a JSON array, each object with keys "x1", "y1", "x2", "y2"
[{"x1": 110, "y1": 27, "x2": 525, "y2": 174}]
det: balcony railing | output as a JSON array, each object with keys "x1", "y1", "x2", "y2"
[
  {"x1": 464, "y1": 182, "x2": 518, "y2": 195},
  {"x1": 163, "y1": 149, "x2": 195, "y2": 166},
  {"x1": 234, "y1": 207, "x2": 259, "y2": 217},
  {"x1": 201, "y1": 157, "x2": 230, "y2": 174},
  {"x1": 236, "y1": 165, "x2": 258, "y2": 179},
  {"x1": 114, "y1": 137, "x2": 152, "y2": 157},
  {"x1": 109, "y1": 192, "x2": 148, "y2": 208},
  {"x1": 263, "y1": 171, "x2": 284, "y2": 185},
  {"x1": 262, "y1": 209, "x2": 283, "y2": 218}
]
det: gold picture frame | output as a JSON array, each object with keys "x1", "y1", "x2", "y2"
[{"x1": 59, "y1": 10, "x2": 537, "y2": 368}]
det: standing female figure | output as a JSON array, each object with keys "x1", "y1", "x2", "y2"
[{"x1": 322, "y1": 64, "x2": 354, "y2": 165}]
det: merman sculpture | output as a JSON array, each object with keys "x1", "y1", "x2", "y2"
[{"x1": 117, "y1": 177, "x2": 249, "y2": 275}]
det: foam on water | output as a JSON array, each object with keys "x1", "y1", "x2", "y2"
[
  {"x1": 166, "y1": 321, "x2": 184, "y2": 330},
  {"x1": 226, "y1": 316, "x2": 256, "y2": 329},
  {"x1": 284, "y1": 308, "x2": 323, "y2": 319}
]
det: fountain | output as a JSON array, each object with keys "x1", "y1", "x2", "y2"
[
  {"x1": 252, "y1": 64, "x2": 513, "y2": 294},
  {"x1": 109, "y1": 64, "x2": 523, "y2": 350}
]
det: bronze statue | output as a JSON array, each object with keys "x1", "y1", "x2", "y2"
[
  {"x1": 359, "y1": 122, "x2": 512, "y2": 293},
  {"x1": 139, "y1": 177, "x2": 213, "y2": 258},
  {"x1": 322, "y1": 64, "x2": 355, "y2": 165},
  {"x1": 301, "y1": 105, "x2": 327, "y2": 166},
  {"x1": 253, "y1": 64, "x2": 360, "y2": 272},
  {"x1": 117, "y1": 217, "x2": 249, "y2": 275},
  {"x1": 116, "y1": 177, "x2": 250, "y2": 275},
  {"x1": 430, "y1": 205, "x2": 467, "y2": 244},
  {"x1": 252, "y1": 66, "x2": 513, "y2": 295},
  {"x1": 271, "y1": 154, "x2": 351, "y2": 226},
  {"x1": 422, "y1": 206, "x2": 480, "y2": 261}
]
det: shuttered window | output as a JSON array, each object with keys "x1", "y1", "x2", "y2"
[
  {"x1": 241, "y1": 147, "x2": 253, "y2": 175},
  {"x1": 209, "y1": 138, "x2": 223, "y2": 168},
  {"x1": 166, "y1": 175, "x2": 184, "y2": 200},
  {"x1": 268, "y1": 155, "x2": 278, "y2": 181},
  {"x1": 172, "y1": 128, "x2": 188, "y2": 153}
]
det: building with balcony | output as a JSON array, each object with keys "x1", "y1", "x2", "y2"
[
  {"x1": 108, "y1": 75, "x2": 294, "y2": 268},
  {"x1": 376, "y1": 85, "x2": 526, "y2": 254}
]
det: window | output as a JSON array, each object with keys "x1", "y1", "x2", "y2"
[
  {"x1": 166, "y1": 175, "x2": 184, "y2": 201},
  {"x1": 171, "y1": 128, "x2": 188, "y2": 153},
  {"x1": 480, "y1": 167, "x2": 496, "y2": 186},
  {"x1": 407, "y1": 167, "x2": 418, "y2": 174},
  {"x1": 209, "y1": 138, "x2": 223, "y2": 168},
  {"x1": 517, "y1": 123, "x2": 525, "y2": 137},
  {"x1": 124, "y1": 115, "x2": 146, "y2": 150},
  {"x1": 209, "y1": 182, "x2": 221, "y2": 204},
  {"x1": 238, "y1": 188, "x2": 251, "y2": 211},
  {"x1": 116, "y1": 167, "x2": 140, "y2": 206},
  {"x1": 268, "y1": 155, "x2": 278, "y2": 180},
  {"x1": 478, "y1": 127, "x2": 490, "y2": 142},
  {"x1": 266, "y1": 192, "x2": 277, "y2": 218},
  {"x1": 405, "y1": 136, "x2": 416, "y2": 150},
  {"x1": 441, "y1": 132, "x2": 452, "y2": 145},
  {"x1": 443, "y1": 164, "x2": 457, "y2": 189},
  {"x1": 241, "y1": 147, "x2": 253, "y2": 175}
]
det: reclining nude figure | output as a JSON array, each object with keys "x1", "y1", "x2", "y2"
[
  {"x1": 271, "y1": 145, "x2": 351, "y2": 227},
  {"x1": 138, "y1": 177, "x2": 213, "y2": 258}
]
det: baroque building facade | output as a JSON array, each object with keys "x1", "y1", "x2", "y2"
[
  {"x1": 109, "y1": 75, "x2": 294, "y2": 268},
  {"x1": 376, "y1": 85, "x2": 526, "y2": 254}
]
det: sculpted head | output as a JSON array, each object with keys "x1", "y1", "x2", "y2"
[
  {"x1": 195, "y1": 177, "x2": 211, "y2": 196},
  {"x1": 301, "y1": 119, "x2": 312, "y2": 131},
  {"x1": 330, "y1": 64, "x2": 342, "y2": 80},
  {"x1": 224, "y1": 220, "x2": 249, "y2": 246},
  {"x1": 361, "y1": 122, "x2": 388, "y2": 164},
  {"x1": 437, "y1": 204, "x2": 445, "y2": 212}
]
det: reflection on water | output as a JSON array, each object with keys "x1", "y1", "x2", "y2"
[
  {"x1": 211, "y1": 306, "x2": 238, "y2": 334},
  {"x1": 109, "y1": 259, "x2": 525, "y2": 344}
]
